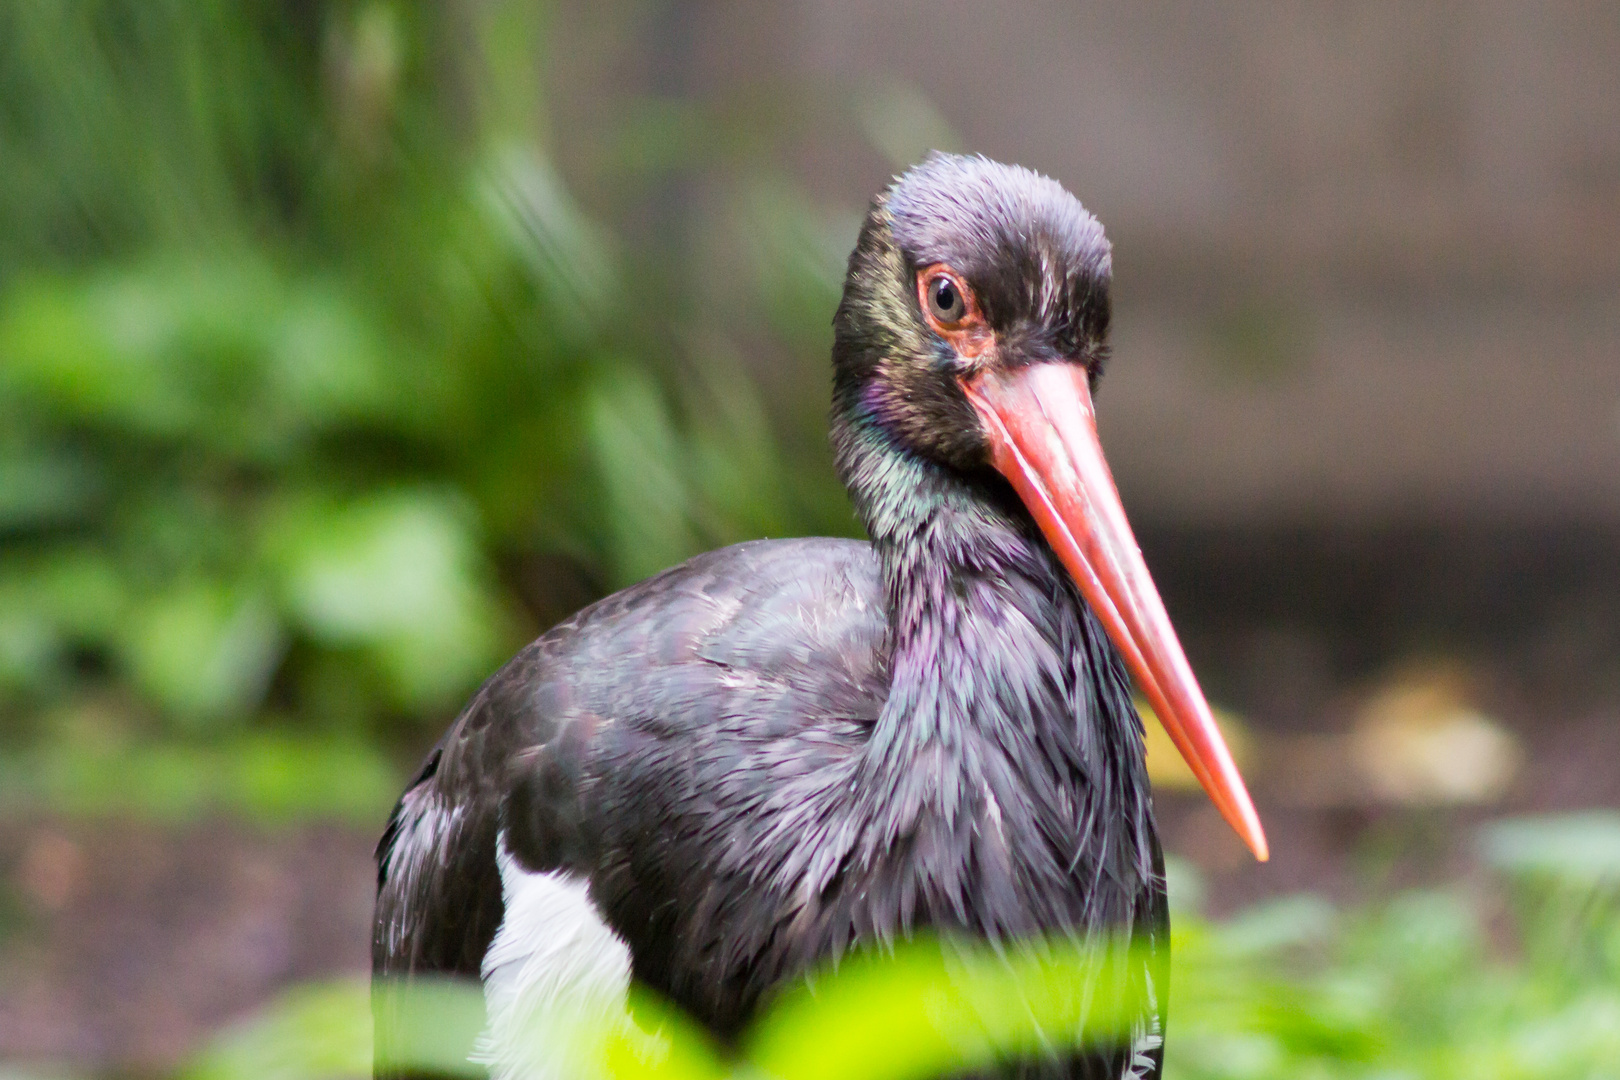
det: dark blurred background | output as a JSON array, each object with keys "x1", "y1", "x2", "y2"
[{"x1": 1, "y1": 2, "x2": 1617, "y2": 1076}]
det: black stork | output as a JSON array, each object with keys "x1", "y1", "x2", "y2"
[{"x1": 373, "y1": 153, "x2": 1267, "y2": 1080}]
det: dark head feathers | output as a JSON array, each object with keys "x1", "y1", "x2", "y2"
[
  {"x1": 832, "y1": 154, "x2": 1114, "y2": 480},
  {"x1": 886, "y1": 153, "x2": 1112, "y2": 351}
]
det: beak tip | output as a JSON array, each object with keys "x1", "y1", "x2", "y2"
[
  {"x1": 1238, "y1": 809, "x2": 1269, "y2": 862},
  {"x1": 1231, "y1": 792, "x2": 1269, "y2": 862}
]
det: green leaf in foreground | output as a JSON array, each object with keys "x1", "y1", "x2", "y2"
[
  {"x1": 746, "y1": 938, "x2": 1148, "y2": 1080},
  {"x1": 186, "y1": 816, "x2": 1620, "y2": 1080},
  {"x1": 223, "y1": 936, "x2": 1148, "y2": 1080}
]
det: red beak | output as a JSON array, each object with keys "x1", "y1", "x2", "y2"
[{"x1": 961, "y1": 363, "x2": 1268, "y2": 861}]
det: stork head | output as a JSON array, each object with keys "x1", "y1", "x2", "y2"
[{"x1": 833, "y1": 153, "x2": 1268, "y2": 861}]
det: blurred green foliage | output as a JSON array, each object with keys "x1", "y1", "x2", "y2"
[
  {"x1": 1166, "y1": 813, "x2": 1620, "y2": 1079},
  {"x1": 182, "y1": 813, "x2": 1620, "y2": 1080},
  {"x1": 0, "y1": 1, "x2": 850, "y2": 808}
]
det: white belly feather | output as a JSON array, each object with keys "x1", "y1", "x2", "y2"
[{"x1": 472, "y1": 831, "x2": 633, "y2": 1080}]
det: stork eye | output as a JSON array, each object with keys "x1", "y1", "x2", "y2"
[{"x1": 927, "y1": 275, "x2": 967, "y2": 324}]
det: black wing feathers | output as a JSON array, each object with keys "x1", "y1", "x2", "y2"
[{"x1": 373, "y1": 536, "x2": 1168, "y2": 1075}]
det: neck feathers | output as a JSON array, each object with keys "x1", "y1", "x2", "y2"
[{"x1": 836, "y1": 415, "x2": 1155, "y2": 927}]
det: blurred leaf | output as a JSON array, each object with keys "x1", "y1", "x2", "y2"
[
  {"x1": 741, "y1": 179, "x2": 851, "y2": 348},
  {"x1": 1480, "y1": 812, "x2": 1620, "y2": 886},
  {"x1": 750, "y1": 936, "x2": 1148, "y2": 1080},
  {"x1": 2, "y1": 261, "x2": 279, "y2": 451},
  {"x1": 0, "y1": 729, "x2": 399, "y2": 823},
  {"x1": 481, "y1": 144, "x2": 618, "y2": 347},
  {"x1": 25, "y1": 549, "x2": 129, "y2": 638},
  {"x1": 374, "y1": 977, "x2": 489, "y2": 1078},
  {"x1": 0, "y1": 550, "x2": 127, "y2": 693},
  {"x1": 0, "y1": 609, "x2": 58, "y2": 691},
  {"x1": 273, "y1": 489, "x2": 509, "y2": 709},
  {"x1": 0, "y1": 442, "x2": 101, "y2": 531},
  {"x1": 684, "y1": 338, "x2": 794, "y2": 542},
  {"x1": 1213, "y1": 894, "x2": 1336, "y2": 959},
  {"x1": 1162, "y1": 854, "x2": 1207, "y2": 916},
  {"x1": 1369, "y1": 891, "x2": 1482, "y2": 976},
  {"x1": 1505, "y1": 991, "x2": 1620, "y2": 1076},
  {"x1": 587, "y1": 373, "x2": 701, "y2": 585},
  {"x1": 122, "y1": 583, "x2": 283, "y2": 728},
  {"x1": 185, "y1": 978, "x2": 373, "y2": 1080},
  {"x1": 606, "y1": 991, "x2": 729, "y2": 1080},
  {"x1": 228, "y1": 733, "x2": 402, "y2": 823},
  {"x1": 268, "y1": 282, "x2": 398, "y2": 430},
  {"x1": 225, "y1": 938, "x2": 1153, "y2": 1080}
]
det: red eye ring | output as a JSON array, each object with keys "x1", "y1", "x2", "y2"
[
  {"x1": 917, "y1": 266, "x2": 978, "y2": 330},
  {"x1": 916, "y1": 264, "x2": 991, "y2": 359}
]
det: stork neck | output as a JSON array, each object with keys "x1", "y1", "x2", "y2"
[
  {"x1": 838, "y1": 416, "x2": 1086, "y2": 753},
  {"x1": 834, "y1": 411, "x2": 1155, "y2": 919}
]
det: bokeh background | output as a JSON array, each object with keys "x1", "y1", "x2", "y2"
[{"x1": 2, "y1": 2, "x2": 1618, "y2": 1076}]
